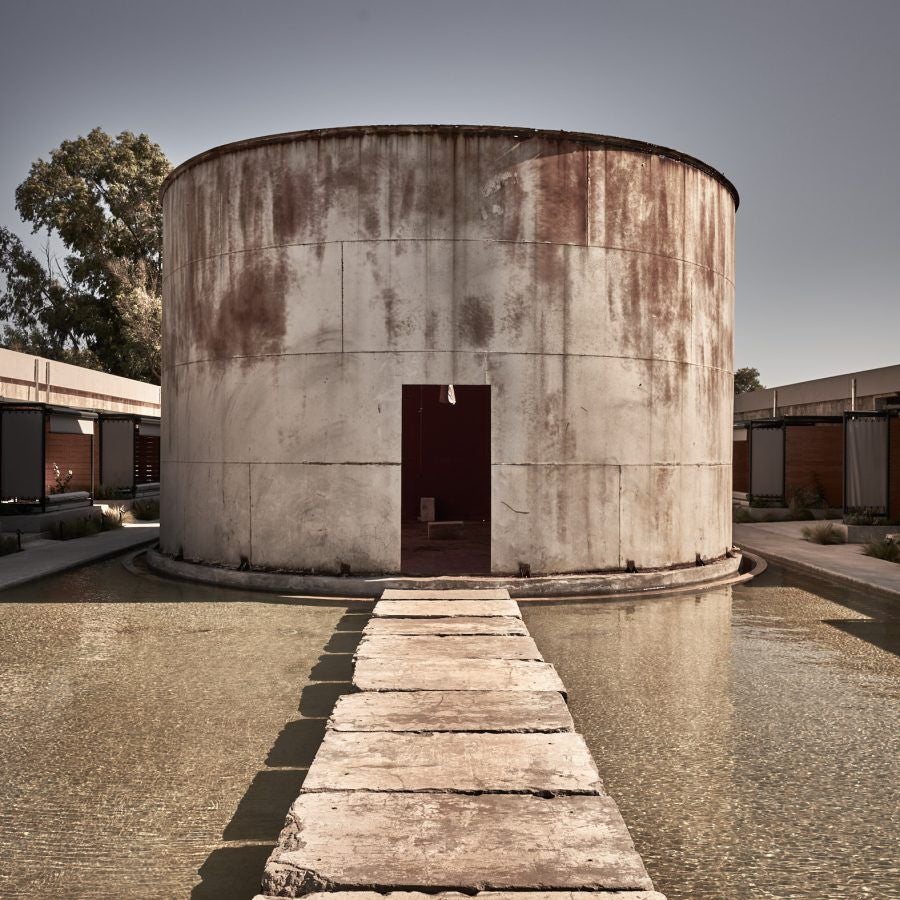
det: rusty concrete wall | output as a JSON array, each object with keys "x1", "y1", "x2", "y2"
[{"x1": 160, "y1": 126, "x2": 737, "y2": 575}]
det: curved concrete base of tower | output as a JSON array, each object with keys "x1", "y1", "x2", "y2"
[{"x1": 145, "y1": 546, "x2": 743, "y2": 599}]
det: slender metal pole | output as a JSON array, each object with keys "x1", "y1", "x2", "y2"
[
  {"x1": 850, "y1": 377, "x2": 857, "y2": 412},
  {"x1": 90, "y1": 421, "x2": 95, "y2": 498}
]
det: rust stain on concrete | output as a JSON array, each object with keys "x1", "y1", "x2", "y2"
[
  {"x1": 183, "y1": 252, "x2": 288, "y2": 362},
  {"x1": 459, "y1": 294, "x2": 495, "y2": 348}
]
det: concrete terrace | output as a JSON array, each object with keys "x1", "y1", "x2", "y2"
[
  {"x1": 0, "y1": 522, "x2": 159, "y2": 591},
  {"x1": 733, "y1": 520, "x2": 900, "y2": 599},
  {"x1": 255, "y1": 587, "x2": 664, "y2": 899}
]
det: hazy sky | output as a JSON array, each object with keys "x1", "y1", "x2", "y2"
[{"x1": 2, "y1": 0, "x2": 897, "y2": 387}]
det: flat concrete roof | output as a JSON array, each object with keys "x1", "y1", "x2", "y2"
[
  {"x1": 161, "y1": 124, "x2": 740, "y2": 208},
  {"x1": 735, "y1": 363, "x2": 900, "y2": 414}
]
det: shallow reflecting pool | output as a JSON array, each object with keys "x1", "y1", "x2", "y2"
[
  {"x1": 0, "y1": 557, "x2": 362, "y2": 898},
  {"x1": 525, "y1": 566, "x2": 900, "y2": 900},
  {"x1": 0, "y1": 556, "x2": 898, "y2": 898}
]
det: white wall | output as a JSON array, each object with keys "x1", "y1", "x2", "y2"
[{"x1": 0, "y1": 348, "x2": 160, "y2": 416}]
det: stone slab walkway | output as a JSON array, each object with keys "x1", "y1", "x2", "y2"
[
  {"x1": 0, "y1": 523, "x2": 159, "y2": 591},
  {"x1": 353, "y1": 656, "x2": 568, "y2": 693},
  {"x1": 363, "y1": 614, "x2": 528, "y2": 635},
  {"x1": 303, "y1": 731, "x2": 602, "y2": 793},
  {"x1": 288, "y1": 893, "x2": 666, "y2": 900},
  {"x1": 372, "y1": 597, "x2": 521, "y2": 617},
  {"x1": 355, "y1": 633, "x2": 543, "y2": 659},
  {"x1": 328, "y1": 690, "x2": 575, "y2": 733},
  {"x1": 257, "y1": 587, "x2": 664, "y2": 899},
  {"x1": 734, "y1": 521, "x2": 900, "y2": 599}
]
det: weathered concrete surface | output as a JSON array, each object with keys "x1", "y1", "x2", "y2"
[
  {"x1": 355, "y1": 634, "x2": 542, "y2": 660},
  {"x1": 147, "y1": 547, "x2": 743, "y2": 598},
  {"x1": 303, "y1": 731, "x2": 599, "y2": 793},
  {"x1": 363, "y1": 615, "x2": 528, "y2": 635},
  {"x1": 328, "y1": 690, "x2": 574, "y2": 733},
  {"x1": 381, "y1": 588, "x2": 511, "y2": 600},
  {"x1": 262, "y1": 791, "x2": 654, "y2": 894},
  {"x1": 162, "y1": 126, "x2": 736, "y2": 578},
  {"x1": 258, "y1": 892, "x2": 668, "y2": 900},
  {"x1": 353, "y1": 657, "x2": 566, "y2": 694},
  {"x1": 372, "y1": 599, "x2": 521, "y2": 618}
]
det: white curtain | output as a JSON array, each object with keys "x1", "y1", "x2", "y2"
[
  {"x1": 101, "y1": 418, "x2": 135, "y2": 489},
  {"x1": 846, "y1": 416, "x2": 888, "y2": 511},
  {"x1": 1, "y1": 410, "x2": 44, "y2": 499},
  {"x1": 750, "y1": 425, "x2": 784, "y2": 497}
]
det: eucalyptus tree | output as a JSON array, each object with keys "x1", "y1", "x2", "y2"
[{"x1": 0, "y1": 128, "x2": 171, "y2": 381}]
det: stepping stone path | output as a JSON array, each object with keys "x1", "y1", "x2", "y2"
[{"x1": 256, "y1": 588, "x2": 665, "y2": 899}]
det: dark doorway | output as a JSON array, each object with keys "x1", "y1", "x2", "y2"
[{"x1": 401, "y1": 384, "x2": 491, "y2": 575}]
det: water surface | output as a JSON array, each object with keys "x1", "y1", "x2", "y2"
[
  {"x1": 0, "y1": 557, "x2": 897, "y2": 898},
  {"x1": 525, "y1": 567, "x2": 900, "y2": 899},
  {"x1": 0, "y1": 557, "x2": 357, "y2": 898}
]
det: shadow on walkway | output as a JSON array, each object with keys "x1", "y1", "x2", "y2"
[{"x1": 190, "y1": 605, "x2": 371, "y2": 899}]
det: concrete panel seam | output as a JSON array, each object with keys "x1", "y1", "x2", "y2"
[
  {"x1": 492, "y1": 462, "x2": 731, "y2": 469},
  {"x1": 617, "y1": 465, "x2": 623, "y2": 569},
  {"x1": 162, "y1": 237, "x2": 734, "y2": 287},
  {"x1": 164, "y1": 460, "x2": 731, "y2": 468},
  {"x1": 166, "y1": 460, "x2": 401, "y2": 466},
  {"x1": 164, "y1": 351, "x2": 736, "y2": 375}
]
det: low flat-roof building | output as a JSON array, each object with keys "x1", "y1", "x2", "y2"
[
  {"x1": 0, "y1": 349, "x2": 161, "y2": 519},
  {"x1": 735, "y1": 363, "x2": 900, "y2": 420},
  {"x1": 0, "y1": 348, "x2": 160, "y2": 416},
  {"x1": 734, "y1": 364, "x2": 900, "y2": 516}
]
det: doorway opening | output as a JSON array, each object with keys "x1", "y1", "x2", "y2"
[{"x1": 401, "y1": 384, "x2": 491, "y2": 575}]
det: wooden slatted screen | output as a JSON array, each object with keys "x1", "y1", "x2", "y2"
[
  {"x1": 134, "y1": 435, "x2": 160, "y2": 484},
  {"x1": 44, "y1": 432, "x2": 93, "y2": 493}
]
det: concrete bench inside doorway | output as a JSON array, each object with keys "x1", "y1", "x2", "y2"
[{"x1": 427, "y1": 520, "x2": 465, "y2": 540}]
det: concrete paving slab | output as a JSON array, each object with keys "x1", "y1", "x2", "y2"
[
  {"x1": 255, "y1": 890, "x2": 668, "y2": 899},
  {"x1": 364, "y1": 616, "x2": 528, "y2": 636},
  {"x1": 381, "y1": 588, "x2": 511, "y2": 600},
  {"x1": 353, "y1": 657, "x2": 566, "y2": 694},
  {"x1": 355, "y1": 634, "x2": 543, "y2": 660},
  {"x1": 373, "y1": 599, "x2": 521, "y2": 618},
  {"x1": 0, "y1": 524, "x2": 158, "y2": 591},
  {"x1": 328, "y1": 690, "x2": 574, "y2": 733},
  {"x1": 303, "y1": 731, "x2": 601, "y2": 794},
  {"x1": 262, "y1": 792, "x2": 653, "y2": 895}
]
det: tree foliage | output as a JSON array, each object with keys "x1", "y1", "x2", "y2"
[
  {"x1": 0, "y1": 128, "x2": 170, "y2": 382},
  {"x1": 734, "y1": 366, "x2": 764, "y2": 395}
]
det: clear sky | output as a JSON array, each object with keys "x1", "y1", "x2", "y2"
[{"x1": 2, "y1": 0, "x2": 897, "y2": 388}]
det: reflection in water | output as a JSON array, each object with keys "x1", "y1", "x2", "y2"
[
  {"x1": 524, "y1": 568, "x2": 900, "y2": 900},
  {"x1": 0, "y1": 557, "x2": 898, "y2": 898}
]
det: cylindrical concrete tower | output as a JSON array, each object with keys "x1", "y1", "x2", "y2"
[{"x1": 160, "y1": 125, "x2": 737, "y2": 578}]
